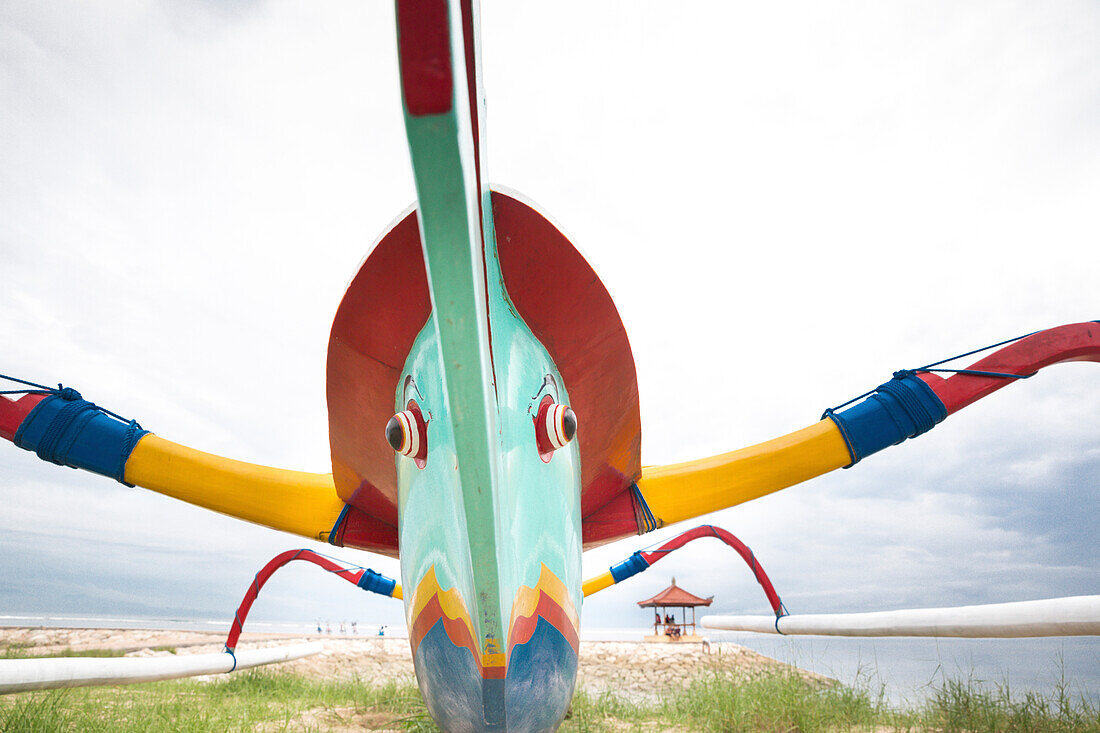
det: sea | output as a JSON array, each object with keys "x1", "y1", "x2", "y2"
[{"x1": 4, "y1": 614, "x2": 1097, "y2": 707}]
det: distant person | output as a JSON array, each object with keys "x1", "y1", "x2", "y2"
[
  {"x1": 378, "y1": 625, "x2": 386, "y2": 637},
  {"x1": 325, "y1": 622, "x2": 332, "y2": 635},
  {"x1": 340, "y1": 621, "x2": 346, "y2": 634},
  {"x1": 351, "y1": 621, "x2": 358, "y2": 634},
  {"x1": 315, "y1": 619, "x2": 322, "y2": 634}
]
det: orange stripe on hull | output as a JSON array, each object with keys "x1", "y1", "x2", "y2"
[
  {"x1": 408, "y1": 567, "x2": 507, "y2": 679},
  {"x1": 506, "y1": 564, "x2": 580, "y2": 660},
  {"x1": 508, "y1": 590, "x2": 580, "y2": 657}
]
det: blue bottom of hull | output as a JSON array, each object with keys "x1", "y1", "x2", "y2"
[{"x1": 414, "y1": 617, "x2": 578, "y2": 732}]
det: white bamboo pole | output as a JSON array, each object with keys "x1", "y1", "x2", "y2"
[
  {"x1": 0, "y1": 642, "x2": 322, "y2": 694},
  {"x1": 701, "y1": 595, "x2": 1100, "y2": 638}
]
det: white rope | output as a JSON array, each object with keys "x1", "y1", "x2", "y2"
[
  {"x1": 701, "y1": 595, "x2": 1100, "y2": 638},
  {"x1": 0, "y1": 642, "x2": 322, "y2": 694}
]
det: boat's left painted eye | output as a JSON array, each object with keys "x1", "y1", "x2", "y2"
[
  {"x1": 533, "y1": 394, "x2": 576, "y2": 463},
  {"x1": 386, "y1": 400, "x2": 428, "y2": 469}
]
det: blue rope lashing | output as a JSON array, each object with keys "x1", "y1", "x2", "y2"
[
  {"x1": 915, "y1": 330, "x2": 1037, "y2": 371},
  {"x1": 326, "y1": 504, "x2": 353, "y2": 546},
  {"x1": 823, "y1": 371, "x2": 947, "y2": 467},
  {"x1": 630, "y1": 483, "x2": 659, "y2": 534},
  {"x1": 357, "y1": 568, "x2": 398, "y2": 597},
  {"x1": 609, "y1": 551, "x2": 649, "y2": 583},
  {"x1": 8, "y1": 376, "x2": 149, "y2": 486},
  {"x1": 911, "y1": 367, "x2": 1034, "y2": 380},
  {"x1": 819, "y1": 330, "x2": 1050, "y2": 466},
  {"x1": 0, "y1": 373, "x2": 58, "y2": 396}
]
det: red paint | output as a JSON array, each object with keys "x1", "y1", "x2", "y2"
[
  {"x1": 456, "y1": 0, "x2": 496, "y2": 388},
  {"x1": 578, "y1": 482, "x2": 639, "y2": 548},
  {"x1": 396, "y1": 0, "x2": 453, "y2": 116},
  {"x1": 507, "y1": 591, "x2": 580, "y2": 656},
  {"x1": 0, "y1": 393, "x2": 44, "y2": 442},
  {"x1": 460, "y1": 0, "x2": 481, "y2": 177},
  {"x1": 225, "y1": 549, "x2": 374, "y2": 651},
  {"x1": 533, "y1": 394, "x2": 558, "y2": 462},
  {"x1": 923, "y1": 322, "x2": 1100, "y2": 414},
  {"x1": 493, "y1": 193, "x2": 643, "y2": 545},
  {"x1": 327, "y1": 191, "x2": 644, "y2": 557},
  {"x1": 638, "y1": 525, "x2": 785, "y2": 616},
  {"x1": 329, "y1": 504, "x2": 399, "y2": 558},
  {"x1": 327, "y1": 211, "x2": 429, "y2": 555},
  {"x1": 636, "y1": 583, "x2": 712, "y2": 608},
  {"x1": 410, "y1": 594, "x2": 506, "y2": 678}
]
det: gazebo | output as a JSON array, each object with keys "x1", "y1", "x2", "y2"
[{"x1": 637, "y1": 577, "x2": 713, "y2": 642}]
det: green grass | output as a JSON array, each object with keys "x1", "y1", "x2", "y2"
[
  {"x1": 920, "y1": 676, "x2": 1100, "y2": 733},
  {"x1": 1, "y1": 668, "x2": 1098, "y2": 732},
  {"x1": 564, "y1": 672, "x2": 889, "y2": 732},
  {"x1": 0, "y1": 671, "x2": 428, "y2": 732},
  {"x1": 1, "y1": 646, "x2": 126, "y2": 660}
]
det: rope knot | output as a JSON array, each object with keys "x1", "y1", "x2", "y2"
[{"x1": 56, "y1": 386, "x2": 82, "y2": 401}]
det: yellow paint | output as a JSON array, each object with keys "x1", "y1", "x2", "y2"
[
  {"x1": 392, "y1": 584, "x2": 403, "y2": 601},
  {"x1": 581, "y1": 571, "x2": 615, "y2": 598},
  {"x1": 409, "y1": 566, "x2": 478, "y2": 656},
  {"x1": 507, "y1": 564, "x2": 579, "y2": 644},
  {"x1": 124, "y1": 434, "x2": 344, "y2": 541},
  {"x1": 638, "y1": 419, "x2": 851, "y2": 527}
]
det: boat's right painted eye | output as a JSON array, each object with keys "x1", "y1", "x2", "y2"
[
  {"x1": 533, "y1": 394, "x2": 576, "y2": 463},
  {"x1": 386, "y1": 400, "x2": 428, "y2": 469}
]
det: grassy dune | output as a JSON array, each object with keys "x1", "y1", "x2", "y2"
[{"x1": 2, "y1": 669, "x2": 1099, "y2": 732}]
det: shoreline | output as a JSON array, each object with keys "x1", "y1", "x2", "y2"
[{"x1": 0, "y1": 625, "x2": 825, "y2": 699}]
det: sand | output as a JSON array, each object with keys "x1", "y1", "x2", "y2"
[{"x1": 0, "y1": 626, "x2": 822, "y2": 700}]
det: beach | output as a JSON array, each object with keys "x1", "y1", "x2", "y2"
[{"x1": 0, "y1": 625, "x2": 821, "y2": 700}]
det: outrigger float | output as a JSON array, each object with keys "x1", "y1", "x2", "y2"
[{"x1": 2, "y1": 1, "x2": 1099, "y2": 731}]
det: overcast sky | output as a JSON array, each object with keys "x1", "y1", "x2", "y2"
[{"x1": 2, "y1": 0, "x2": 1099, "y2": 670}]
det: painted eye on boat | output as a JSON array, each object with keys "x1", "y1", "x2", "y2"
[
  {"x1": 386, "y1": 400, "x2": 428, "y2": 469},
  {"x1": 533, "y1": 394, "x2": 576, "y2": 463}
]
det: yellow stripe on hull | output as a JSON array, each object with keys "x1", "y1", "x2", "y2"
[
  {"x1": 507, "y1": 564, "x2": 579, "y2": 641},
  {"x1": 124, "y1": 434, "x2": 344, "y2": 541}
]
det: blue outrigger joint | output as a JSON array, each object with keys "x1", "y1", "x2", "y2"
[
  {"x1": 13, "y1": 389, "x2": 149, "y2": 485},
  {"x1": 609, "y1": 551, "x2": 649, "y2": 583},
  {"x1": 357, "y1": 567, "x2": 398, "y2": 597},
  {"x1": 824, "y1": 371, "x2": 947, "y2": 467}
]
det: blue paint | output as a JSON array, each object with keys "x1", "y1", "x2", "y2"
[
  {"x1": 326, "y1": 504, "x2": 351, "y2": 546},
  {"x1": 505, "y1": 619, "x2": 578, "y2": 732},
  {"x1": 413, "y1": 615, "x2": 578, "y2": 732},
  {"x1": 13, "y1": 393, "x2": 149, "y2": 484},
  {"x1": 355, "y1": 568, "x2": 397, "y2": 597},
  {"x1": 826, "y1": 372, "x2": 946, "y2": 466},
  {"x1": 414, "y1": 619, "x2": 498, "y2": 733},
  {"x1": 610, "y1": 551, "x2": 650, "y2": 583}
]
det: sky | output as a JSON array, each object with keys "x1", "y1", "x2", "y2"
[{"x1": 1, "y1": 0, "x2": 1099, "y2": 689}]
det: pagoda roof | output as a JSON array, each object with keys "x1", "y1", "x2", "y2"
[{"x1": 637, "y1": 579, "x2": 713, "y2": 608}]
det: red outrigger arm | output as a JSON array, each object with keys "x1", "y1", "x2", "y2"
[
  {"x1": 0, "y1": 393, "x2": 45, "y2": 442},
  {"x1": 224, "y1": 549, "x2": 399, "y2": 653},
  {"x1": 586, "y1": 525, "x2": 786, "y2": 617},
  {"x1": 820, "y1": 321, "x2": 1100, "y2": 467},
  {"x1": 918, "y1": 322, "x2": 1100, "y2": 414}
]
